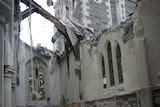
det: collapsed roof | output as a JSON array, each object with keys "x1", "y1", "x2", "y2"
[{"x1": 18, "y1": 0, "x2": 83, "y2": 59}]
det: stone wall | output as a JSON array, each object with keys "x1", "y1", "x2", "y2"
[
  {"x1": 16, "y1": 42, "x2": 59, "y2": 107},
  {"x1": 49, "y1": 62, "x2": 61, "y2": 106},
  {"x1": 0, "y1": 14, "x2": 5, "y2": 107},
  {"x1": 16, "y1": 41, "x2": 27, "y2": 106},
  {"x1": 86, "y1": 0, "x2": 110, "y2": 32},
  {"x1": 96, "y1": 20, "x2": 139, "y2": 98},
  {"x1": 80, "y1": 43, "x2": 99, "y2": 101},
  {"x1": 125, "y1": 0, "x2": 136, "y2": 18},
  {"x1": 58, "y1": 52, "x2": 80, "y2": 104},
  {"x1": 110, "y1": 0, "x2": 117, "y2": 27},
  {"x1": 54, "y1": 0, "x2": 159, "y2": 107},
  {"x1": 72, "y1": 0, "x2": 83, "y2": 24},
  {"x1": 140, "y1": 0, "x2": 160, "y2": 86},
  {"x1": 0, "y1": 1, "x2": 14, "y2": 107},
  {"x1": 132, "y1": 0, "x2": 160, "y2": 106},
  {"x1": 85, "y1": 94, "x2": 138, "y2": 107}
]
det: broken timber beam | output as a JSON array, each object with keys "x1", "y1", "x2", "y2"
[
  {"x1": 21, "y1": 7, "x2": 36, "y2": 20},
  {"x1": 20, "y1": 0, "x2": 76, "y2": 55}
]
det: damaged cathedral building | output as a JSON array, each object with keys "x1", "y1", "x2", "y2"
[
  {"x1": 0, "y1": 0, "x2": 160, "y2": 107},
  {"x1": 52, "y1": 0, "x2": 160, "y2": 107}
]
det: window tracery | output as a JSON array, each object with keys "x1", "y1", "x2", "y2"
[{"x1": 28, "y1": 66, "x2": 45, "y2": 101}]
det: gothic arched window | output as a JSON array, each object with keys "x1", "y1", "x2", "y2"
[
  {"x1": 28, "y1": 66, "x2": 45, "y2": 101},
  {"x1": 107, "y1": 42, "x2": 115, "y2": 86},
  {"x1": 116, "y1": 44, "x2": 123, "y2": 84},
  {"x1": 101, "y1": 55, "x2": 106, "y2": 88}
]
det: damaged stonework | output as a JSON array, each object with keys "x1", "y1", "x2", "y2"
[
  {"x1": 51, "y1": 16, "x2": 134, "y2": 83},
  {"x1": 52, "y1": 0, "x2": 159, "y2": 107},
  {"x1": 86, "y1": 0, "x2": 110, "y2": 32},
  {"x1": 121, "y1": 17, "x2": 134, "y2": 43},
  {"x1": 72, "y1": 0, "x2": 83, "y2": 24},
  {"x1": 52, "y1": 19, "x2": 84, "y2": 55},
  {"x1": 79, "y1": 14, "x2": 140, "y2": 106},
  {"x1": 36, "y1": 44, "x2": 53, "y2": 57},
  {"x1": 20, "y1": 0, "x2": 80, "y2": 59},
  {"x1": 52, "y1": 0, "x2": 140, "y2": 107},
  {"x1": 86, "y1": 16, "x2": 134, "y2": 48},
  {"x1": 16, "y1": 40, "x2": 60, "y2": 106},
  {"x1": 51, "y1": 18, "x2": 86, "y2": 80}
]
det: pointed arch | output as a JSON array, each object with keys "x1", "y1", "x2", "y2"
[
  {"x1": 28, "y1": 66, "x2": 46, "y2": 101},
  {"x1": 26, "y1": 56, "x2": 48, "y2": 68},
  {"x1": 107, "y1": 42, "x2": 115, "y2": 86},
  {"x1": 116, "y1": 44, "x2": 123, "y2": 84}
]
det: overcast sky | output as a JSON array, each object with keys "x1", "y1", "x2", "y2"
[{"x1": 20, "y1": 0, "x2": 57, "y2": 50}]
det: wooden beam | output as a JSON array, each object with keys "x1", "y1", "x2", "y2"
[
  {"x1": 20, "y1": 0, "x2": 76, "y2": 55},
  {"x1": 21, "y1": 7, "x2": 36, "y2": 21}
]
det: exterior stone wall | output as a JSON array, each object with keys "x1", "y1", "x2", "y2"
[
  {"x1": 86, "y1": 0, "x2": 110, "y2": 32},
  {"x1": 53, "y1": 0, "x2": 159, "y2": 107},
  {"x1": 58, "y1": 52, "x2": 80, "y2": 104},
  {"x1": 0, "y1": 1, "x2": 14, "y2": 107},
  {"x1": 110, "y1": 0, "x2": 117, "y2": 27},
  {"x1": 125, "y1": 0, "x2": 136, "y2": 18},
  {"x1": 139, "y1": 0, "x2": 160, "y2": 86},
  {"x1": 85, "y1": 94, "x2": 138, "y2": 107},
  {"x1": 72, "y1": 0, "x2": 83, "y2": 24},
  {"x1": 132, "y1": 0, "x2": 160, "y2": 106},
  {"x1": 0, "y1": 14, "x2": 5, "y2": 107},
  {"x1": 15, "y1": 41, "x2": 60, "y2": 107}
]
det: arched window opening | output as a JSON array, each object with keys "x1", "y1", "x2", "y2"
[
  {"x1": 28, "y1": 66, "x2": 45, "y2": 101},
  {"x1": 101, "y1": 55, "x2": 106, "y2": 88},
  {"x1": 107, "y1": 42, "x2": 115, "y2": 86},
  {"x1": 116, "y1": 44, "x2": 123, "y2": 84}
]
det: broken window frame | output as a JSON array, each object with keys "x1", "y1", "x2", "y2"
[{"x1": 28, "y1": 66, "x2": 45, "y2": 101}]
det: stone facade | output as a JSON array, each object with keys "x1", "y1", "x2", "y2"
[
  {"x1": 0, "y1": 0, "x2": 160, "y2": 107},
  {"x1": 16, "y1": 42, "x2": 61, "y2": 107},
  {"x1": 86, "y1": 0, "x2": 110, "y2": 32},
  {"x1": 0, "y1": 0, "x2": 15, "y2": 107},
  {"x1": 134, "y1": 0, "x2": 160, "y2": 106},
  {"x1": 0, "y1": 0, "x2": 62, "y2": 106},
  {"x1": 53, "y1": 0, "x2": 160, "y2": 107},
  {"x1": 54, "y1": 0, "x2": 136, "y2": 33}
]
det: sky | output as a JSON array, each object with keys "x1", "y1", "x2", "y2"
[{"x1": 20, "y1": 0, "x2": 57, "y2": 50}]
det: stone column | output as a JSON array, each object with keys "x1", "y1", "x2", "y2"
[
  {"x1": 0, "y1": 14, "x2": 5, "y2": 107},
  {"x1": 133, "y1": 6, "x2": 152, "y2": 107},
  {"x1": 12, "y1": 83, "x2": 16, "y2": 107},
  {"x1": 4, "y1": 65, "x2": 14, "y2": 107}
]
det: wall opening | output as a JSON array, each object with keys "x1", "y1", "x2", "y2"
[
  {"x1": 28, "y1": 66, "x2": 45, "y2": 101},
  {"x1": 116, "y1": 44, "x2": 123, "y2": 84},
  {"x1": 101, "y1": 55, "x2": 107, "y2": 88},
  {"x1": 107, "y1": 42, "x2": 115, "y2": 86}
]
